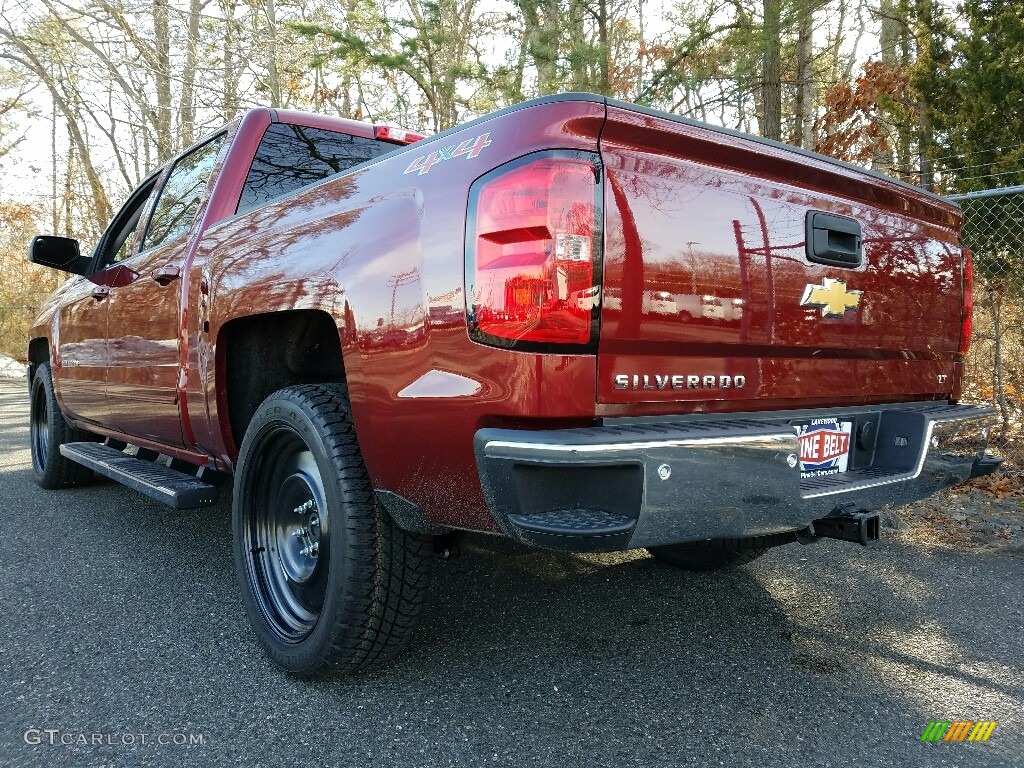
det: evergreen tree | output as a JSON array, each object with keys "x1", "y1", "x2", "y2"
[{"x1": 932, "y1": 0, "x2": 1024, "y2": 192}]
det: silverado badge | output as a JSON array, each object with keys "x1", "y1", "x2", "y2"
[{"x1": 800, "y1": 278, "x2": 862, "y2": 318}]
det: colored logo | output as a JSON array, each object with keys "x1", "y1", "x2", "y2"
[
  {"x1": 797, "y1": 419, "x2": 852, "y2": 478},
  {"x1": 800, "y1": 278, "x2": 862, "y2": 318},
  {"x1": 920, "y1": 721, "x2": 997, "y2": 742},
  {"x1": 403, "y1": 133, "x2": 492, "y2": 176}
]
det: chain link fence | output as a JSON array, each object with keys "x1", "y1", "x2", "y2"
[{"x1": 949, "y1": 185, "x2": 1024, "y2": 481}]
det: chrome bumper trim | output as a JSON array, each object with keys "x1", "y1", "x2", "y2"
[{"x1": 473, "y1": 403, "x2": 999, "y2": 550}]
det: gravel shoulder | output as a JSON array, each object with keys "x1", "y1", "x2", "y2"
[{"x1": 0, "y1": 380, "x2": 1021, "y2": 767}]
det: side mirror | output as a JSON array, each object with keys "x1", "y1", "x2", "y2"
[{"x1": 28, "y1": 235, "x2": 91, "y2": 275}]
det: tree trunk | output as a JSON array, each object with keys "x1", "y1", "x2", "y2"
[
  {"x1": 566, "y1": 0, "x2": 586, "y2": 91},
  {"x1": 918, "y1": 107, "x2": 934, "y2": 191},
  {"x1": 152, "y1": 0, "x2": 173, "y2": 159},
  {"x1": 519, "y1": 0, "x2": 560, "y2": 95},
  {"x1": 64, "y1": 123, "x2": 75, "y2": 238},
  {"x1": 340, "y1": 0, "x2": 359, "y2": 117},
  {"x1": 597, "y1": 0, "x2": 610, "y2": 95},
  {"x1": 264, "y1": 0, "x2": 283, "y2": 107},
  {"x1": 179, "y1": 0, "x2": 204, "y2": 147},
  {"x1": 988, "y1": 282, "x2": 1009, "y2": 442},
  {"x1": 794, "y1": 1, "x2": 815, "y2": 149},
  {"x1": 761, "y1": 0, "x2": 782, "y2": 141},
  {"x1": 914, "y1": 0, "x2": 936, "y2": 191},
  {"x1": 221, "y1": 0, "x2": 240, "y2": 121},
  {"x1": 872, "y1": 0, "x2": 900, "y2": 173},
  {"x1": 50, "y1": 97, "x2": 58, "y2": 234}
]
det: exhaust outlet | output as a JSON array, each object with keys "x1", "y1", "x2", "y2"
[{"x1": 811, "y1": 505, "x2": 880, "y2": 546}]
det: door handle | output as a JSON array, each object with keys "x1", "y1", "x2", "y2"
[
  {"x1": 805, "y1": 211, "x2": 863, "y2": 267},
  {"x1": 91, "y1": 286, "x2": 110, "y2": 300},
  {"x1": 153, "y1": 266, "x2": 181, "y2": 285}
]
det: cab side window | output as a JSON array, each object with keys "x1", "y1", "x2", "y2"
[
  {"x1": 92, "y1": 176, "x2": 158, "y2": 270},
  {"x1": 236, "y1": 124, "x2": 395, "y2": 215},
  {"x1": 141, "y1": 136, "x2": 224, "y2": 252},
  {"x1": 110, "y1": 200, "x2": 149, "y2": 264}
]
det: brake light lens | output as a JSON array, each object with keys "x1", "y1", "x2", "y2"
[
  {"x1": 467, "y1": 154, "x2": 600, "y2": 349},
  {"x1": 373, "y1": 125, "x2": 426, "y2": 144},
  {"x1": 959, "y1": 247, "x2": 973, "y2": 356}
]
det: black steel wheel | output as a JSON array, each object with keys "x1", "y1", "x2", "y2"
[
  {"x1": 647, "y1": 533, "x2": 795, "y2": 571},
  {"x1": 29, "y1": 362, "x2": 94, "y2": 489},
  {"x1": 243, "y1": 435, "x2": 331, "y2": 642},
  {"x1": 233, "y1": 383, "x2": 432, "y2": 676}
]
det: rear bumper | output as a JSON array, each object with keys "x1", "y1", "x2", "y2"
[{"x1": 473, "y1": 403, "x2": 1000, "y2": 551}]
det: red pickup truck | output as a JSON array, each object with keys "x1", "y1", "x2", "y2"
[{"x1": 26, "y1": 94, "x2": 1000, "y2": 677}]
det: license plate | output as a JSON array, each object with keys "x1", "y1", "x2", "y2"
[{"x1": 797, "y1": 419, "x2": 853, "y2": 478}]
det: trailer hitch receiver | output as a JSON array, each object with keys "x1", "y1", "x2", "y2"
[{"x1": 810, "y1": 505, "x2": 880, "y2": 546}]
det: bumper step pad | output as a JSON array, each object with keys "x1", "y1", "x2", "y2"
[
  {"x1": 60, "y1": 442, "x2": 219, "y2": 509},
  {"x1": 507, "y1": 510, "x2": 636, "y2": 552}
]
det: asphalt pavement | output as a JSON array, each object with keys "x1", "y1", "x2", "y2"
[{"x1": 0, "y1": 379, "x2": 1021, "y2": 767}]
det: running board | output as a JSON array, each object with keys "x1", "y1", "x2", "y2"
[{"x1": 60, "y1": 442, "x2": 220, "y2": 509}]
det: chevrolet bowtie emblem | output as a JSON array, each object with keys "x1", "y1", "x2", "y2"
[{"x1": 800, "y1": 278, "x2": 862, "y2": 318}]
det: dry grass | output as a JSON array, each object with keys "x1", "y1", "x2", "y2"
[{"x1": 0, "y1": 306, "x2": 35, "y2": 361}]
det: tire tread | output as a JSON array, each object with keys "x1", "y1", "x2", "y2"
[
  {"x1": 236, "y1": 382, "x2": 431, "y2": 676},
  {"x1": 31, "y1": 362, "x2": 94, "y2": 489}
]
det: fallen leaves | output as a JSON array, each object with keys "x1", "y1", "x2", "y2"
[{"x1": 964, "y1": 469, "x2": 1024, "y2": 499}]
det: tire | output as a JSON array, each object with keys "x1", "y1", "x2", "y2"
[
  {"x1": 233, "y1": 383, "x2": 432, "y2": 677},
  {"x1": 29, "y1": 362, "x2": 94, "y2": 489},
  {"x1": 647, "y1": 533, "x2": 794, "y2": 572}
]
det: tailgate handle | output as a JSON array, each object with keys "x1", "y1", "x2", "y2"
[{"x1": 805, "y1": 212, "x2": 862, "y2": 268}]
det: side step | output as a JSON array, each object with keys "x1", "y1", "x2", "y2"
[{"x1": 60, "y1": 442, "x2": 220, "y2": 509}]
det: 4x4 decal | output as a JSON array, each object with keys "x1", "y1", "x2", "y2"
[{"x1": 403, "y1": 133, "x2": 492, "y2": 176}]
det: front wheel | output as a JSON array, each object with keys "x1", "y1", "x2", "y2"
[
  {"x1": 29, "y1": 362, "x2": 94, "y2": 489},
  {"x1": 233, "y1": 383, "x2": 432, "y2": 677}
]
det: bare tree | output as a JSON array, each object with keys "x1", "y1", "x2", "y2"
[{"x1": 0, "y1": 18, "x2": 112, "y2": 225}]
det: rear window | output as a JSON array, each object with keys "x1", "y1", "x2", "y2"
[{"x1": 237, "y1": 123, "x2": 395, "y2": 215}]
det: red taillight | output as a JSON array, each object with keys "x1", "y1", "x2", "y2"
[
  {"x1": 467, "y1": 154, "x2": 600, "y2": 349},
  {"x1": 373, "y1": 125, "x2": 426, "y2": 144},
  {"x1": 959, "y1": 247, "x2": 974, "y2": 356}
]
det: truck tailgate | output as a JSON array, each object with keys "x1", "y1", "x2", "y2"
[{"x1": 597, "y1": 103, "x2": 965, "y2": 410}]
